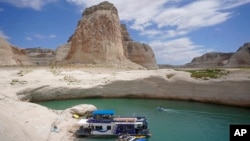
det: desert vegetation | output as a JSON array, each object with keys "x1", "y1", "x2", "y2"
[{"x1": 186, "y1": 69, "x2": 229, "y2": 80}]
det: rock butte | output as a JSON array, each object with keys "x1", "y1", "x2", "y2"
[{"x1": 56, "y1": 1, "x2": 158, "y2": 69}]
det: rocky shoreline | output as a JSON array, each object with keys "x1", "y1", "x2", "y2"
[
  {"x1": 0, "y1": 67, "x2": 250, "y2": 141},
  {"x1": 10, "y1": 67, "x2": 249, "y2": 107}
]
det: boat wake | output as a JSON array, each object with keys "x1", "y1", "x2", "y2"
[{"x1": 156, "y1": 107, "x2": 249, "y2": 118}]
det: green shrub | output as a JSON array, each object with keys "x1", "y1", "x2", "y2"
[{"x1": 187, "y1": 69, "x2": 228, "y2": 80}]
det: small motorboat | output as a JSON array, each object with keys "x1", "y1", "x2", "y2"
[
  {"x1": 117, "y1": 133, "x2": 136, "y2": 141},
  {"x1": 157, "y1": 106, "x2": 170, "y2": 112},
  {"x1": 117, "y1": 134, "x2": 147, "y2": 141}
]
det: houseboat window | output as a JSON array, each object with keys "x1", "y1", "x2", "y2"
[
  {"x1": 107, "y1": 126, "x2": 111, "y2": 130},
  {"x1": 95, "y1": 126, "x2": 103, "y2": 130},
  {"x1": 126, "y1": 125, "x2": 134, "y2": 130}
]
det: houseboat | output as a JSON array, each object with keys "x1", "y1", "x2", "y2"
[{"x1": 75, "y1": 110, "x2": 151, "y2": 137}]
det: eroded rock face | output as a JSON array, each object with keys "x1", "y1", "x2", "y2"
[
  {"x1": 121, "y1": 24, "x2": 158, "y2": 69},
  {"x1": 0, "y1": 38, "x2": 32, "y2": 66},
  {"x1": 125, "y1": 41, "x2": 158, "y2": 69},
  {"x1": 121, "y1": 24, "x2": 133, "y2": 42},
  {"x1": 65, "y1": 1, "x2": 127, "y2": 64},
  {"x1": 54, "y1": 42, "x2": 71, "y2": 64},
  {"x1": 54, "y1": 2, "x2": 158, "y2": 69},
  {"x1": 186, "y1": 42, "x2": 250, "y2": 68},
  {"x1": 227, "y1": 43, "x2": 250, "y2": 67},
  {"x1": 186, "y1": 52, "x2": 233, "y2": 67}
]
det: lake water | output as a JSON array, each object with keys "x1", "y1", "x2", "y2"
[{"x1": 37, "y1": 98, "x2": 250, "y2": 141}]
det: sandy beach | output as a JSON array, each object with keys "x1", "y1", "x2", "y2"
[{"x1": 0, "y1": 67, "x2": 250, "y2": 141}]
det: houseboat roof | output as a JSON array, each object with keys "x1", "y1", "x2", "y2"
[{"x1": 92, "y1": 110, "x2": 115, "y2": 115}]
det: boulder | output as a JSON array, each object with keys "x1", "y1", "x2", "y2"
[{"x1": 65, "y1": 104, "x2": 97, "y2": 116}]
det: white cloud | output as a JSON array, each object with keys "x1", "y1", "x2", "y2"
[
  {"x1": 66, "y1": 0, "x2": 166, "y2": 31},
  {"x1": 154, "y1": 1, "x2": 232, "y2": 30},
  {"x1": 140, "y1": 29, "x2": 162, "y2": 37},
  {"x1": 34, "y1": 34, "x2": 46, "y2": 39},
  {"x1": 221, "y1": 0, "x2": 250, "y2": 10},
  {"x1": 66, "y1": 0, "x2": 250, "y2": 38},
  {"x1": 0, "y1": 30, "x2": 9, "y2": 39},
  {"x1": 149, "y1": 37, "x2": 213, "y2": 65},
  {"x1": 24, "y1": 34, "x2": 56, "y2": 40},
  {"x1": 49, "y1": 34, "x2": 56, "y2": 38},
  {"x1": 25, "y1": 37, "x2": 33, "y2": 41},
  {"x1": 0, "y1": 0, "x2": 57, "y2": 10}
]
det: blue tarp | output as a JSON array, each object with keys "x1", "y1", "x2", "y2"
[{"x1": 92, "y1": 110, "x2": 115, "y2": 115}]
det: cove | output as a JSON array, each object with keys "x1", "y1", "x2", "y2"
[{"x1": 37, "y1": 98, "x2": 250, "y2": 141}]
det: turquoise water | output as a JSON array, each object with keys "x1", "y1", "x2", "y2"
[{"x1": 37, "y1": 99, "x2": 250, "y2": 141}]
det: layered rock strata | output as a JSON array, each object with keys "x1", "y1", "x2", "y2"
[
  {"x1": 54, "y1": 42, "x2": 71, "y2": 64},
  {"x1": 227, "y1": 43, "x2": 250, "y2": 67},
  {"x1": 65, "y1": 1, "x2": 127, "y2": 64},
  {"x1": 186, "y1": 42, "x2": 250, "y2": 68},
  {"x1": 186, "y1": 52, "x2": 233, "y2": 67},
  {"x1": 0, "y1": 38, "x2": 32, "y2": 66},
  {"x1": 55, "y1": 1, "x2": 158, "y2": 69},
  {"x1": 121, "y1": 24, "x2": 158, "y2": 69},
  {"x1": 25, "y1": 48, "x2": 55, "y2": 65}
]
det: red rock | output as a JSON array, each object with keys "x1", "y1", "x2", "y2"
[
  {"x1": 55, "y1": 2, "x2": 158, "y2": 69},
  {"x1": 65, "y1": 1, "x2": 127, "y2": 64}
]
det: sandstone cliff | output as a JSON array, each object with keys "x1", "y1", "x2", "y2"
[
  {"x1": 0, "y1": 38, "x2": 32, "y2": 66},
  {"x1": 65, "y1": 1, "x2": 127, "y2": 64},
  {"x1": 121, "y1": 24, "x2": 158, "y2": 69},
  {"x1": 54, "y1": 42, "x2": 71, "y2": 64},
  {"x1": 186, "y1": 42, "x2": 250, "y2": 68},
  {"x1": 55, "y1": 1, "x2": 158, "y2": 69}
]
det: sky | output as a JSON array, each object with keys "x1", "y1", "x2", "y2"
[{"x1": 0, "y1": 0, "x2": 250, "y2": 65}]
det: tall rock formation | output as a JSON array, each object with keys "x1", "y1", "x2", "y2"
[
  {"x1": 65, "y1": 1, "x2": 127, "y2": 64},
  {"x1": 0, "y1": 38, "x2": 32, "y2": 66},
  {"x1": 55, "y1": 1, "x2": 158, "y2": 69},
  {"x1": 121, "y1": 24, "x2": 158, "y2": 69}
]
